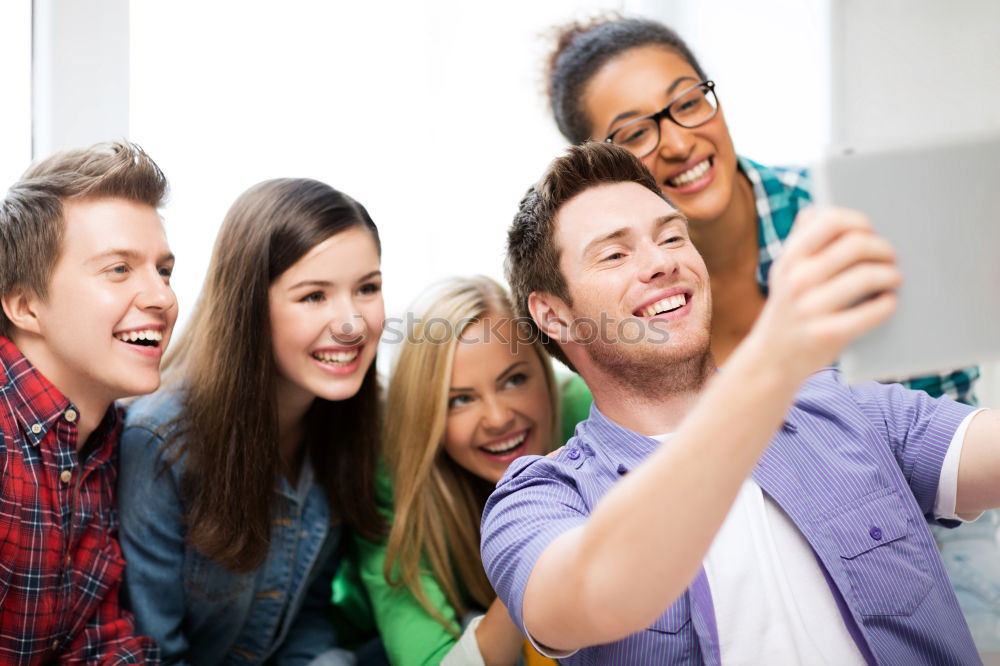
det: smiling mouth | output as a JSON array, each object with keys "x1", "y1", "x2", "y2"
[
  {"x1": 312, "y1": 347, "x2": 360, "y2": 366},
  {"x1": 635, "y1": 293, "x2": 689, "y2": 318},
  {"x1": 113, "y1": 329, "x2": 163, "y2": 348},
  {"x1": 666, "y1": 157, "x2": 712, "y2": 188},
  {"x1": 479, "y1": 429, "x2": 528, "y2": 455}
]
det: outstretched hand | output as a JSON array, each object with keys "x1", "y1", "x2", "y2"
[{"x1": 750, "y1": 206, "x2": 901, "y2": 381}]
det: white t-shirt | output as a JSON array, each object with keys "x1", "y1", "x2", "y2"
[{"x1": 659, "y1": 408, "x2": 982, "y2": 664}]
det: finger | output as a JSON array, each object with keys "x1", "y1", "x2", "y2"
[
  {"x1": 792, "y1": 231, "x2": 897, "y2": 293},
  {"x1": 815, "y1": 290, "x2": 899, "y2": 347},
  {"x1": 778, "y1": 207, "x2": 875, "y2": 263},
  {"x1": 799, "y1": 262, "x2": 902, "y2": 317}
]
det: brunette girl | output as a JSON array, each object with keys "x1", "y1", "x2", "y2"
[{"x1": 119, "y1": 179, "x2": 384, "y2": 664}]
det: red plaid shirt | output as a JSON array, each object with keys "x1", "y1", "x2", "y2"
[{"x1": 0, "y1": 337, "x2": 157, "y2": 664}]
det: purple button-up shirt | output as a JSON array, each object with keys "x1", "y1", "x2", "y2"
[{"x1": 481, "y1": 369, "x2": 981, "y2": 665}]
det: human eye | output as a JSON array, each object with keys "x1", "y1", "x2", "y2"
[
  {"x1": 672, "y1": 90, "x2": 706, "y2": 117},
  {"x1": 502, "y1": 372, "x2": 528, "y2": 389},
  {"x1": 105, "y1": 263, "x2": 130, "y2": 280},
  {"x1": 301, "y1": 291, "x2": 325, "y2": 303},
  {"x1": 358, "y1": 280, "x2": 381, "y2": 296},
  {"x1": 614, "y1": 123, "x2": 651, "y2": 147},
  {"x1": 601, "y1": 250, "x2": 626, "y2": 263},
  {"x1": 158, "y1": 265, "x2": 173, "y2": 281},
  {"x1": 448, "y1": 393, "x2": 474, "y2": 410}
]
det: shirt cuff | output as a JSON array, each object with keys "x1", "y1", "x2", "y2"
[
  {"x1": 524, "y1": 627, "x2": 579, "y2": 660},
  {"x1": 934, "y1": 408, "x2": 987, "y2": 522},
  {"x1": 441, "y1": 614, "x2": 486, "y2": 666}
]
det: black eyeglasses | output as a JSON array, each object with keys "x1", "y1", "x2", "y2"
[{"x1": 604, "y1": 80, "x2": 718, "y2": 159}]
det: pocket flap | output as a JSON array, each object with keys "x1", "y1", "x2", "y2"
[{"x1": 829, "y1": 491, "x2": 909, "y2": 560}]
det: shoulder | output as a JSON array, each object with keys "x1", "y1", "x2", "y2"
[
  {"x1": 120, "y1": 390, "x2": 188, "y2": 468},
  {"x1": 124, "y1": 389, "x2": 186, "y2": 430}
]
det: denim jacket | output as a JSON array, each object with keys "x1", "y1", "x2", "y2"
[{"x1": 118, "y1": 390, "x2": 342, "y2": 665}]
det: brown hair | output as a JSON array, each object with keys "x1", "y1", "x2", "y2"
[
  {"x1": 0, "y1": 141, "x2": 167, "y2": 337},
  {"x1": 383, "y1": 276, "x2": 559, "y2": 632},
  {"x1": 162, "y1": 178, "x2": 384, "y2": 571},
  {"x1": 546, "y1": 15, "x2": 707, "y2": 143},
  {"x1": 506, "y1": 141, "x2": 667, "y2": 371}
]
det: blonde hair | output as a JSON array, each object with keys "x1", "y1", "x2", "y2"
[{"x1": 383, "y1": 275, "x2": 560, "y2": 631}]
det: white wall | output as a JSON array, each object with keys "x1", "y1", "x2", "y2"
[
  {"x1": 0, "y1": 1, "x2": 32, "y2": 189},
  {"x1": 32, "y1": 0, "x2": 130, "y2": 157},
  {"x1": 128, "y1": 0, "x2": 618, "y2": 341}
]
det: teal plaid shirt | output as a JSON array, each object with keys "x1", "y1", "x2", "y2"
[{"x1": 741, "y1": 155, "x2": 980, "y2": 405}]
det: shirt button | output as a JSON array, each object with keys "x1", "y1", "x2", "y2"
[
  {"x1": 51, "y1": 639, "x2": 60, "y2": 650},
  {"x1": 60, "y1": 470, "x2": 72, "y2": 484},
  {"x1": 870, "y1": 526, "x2": 883, "y2": 541},
  {"x1": 64, "y1": 409, "x2": 77, "y2": 422},
  {"x1": 567, "y1": 448, "x2": 580, "y2": 460},
  {"x1": 30, "y1": 423, "x2": 42, "y2": 434}
]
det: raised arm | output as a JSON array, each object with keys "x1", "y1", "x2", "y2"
[
  {"x1": 953, "y1": 409, "x2": 1000, "y2": 517},
  {"x1": 518, "y1": 208, "x2": 901, "y2": 652}
]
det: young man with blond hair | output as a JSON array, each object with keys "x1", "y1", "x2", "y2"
[
  {"x1": 0, "y1": 141, "x2": 176, "y2": 663},
  {"x1": 482, "y1": 142, "x2": 1000, "y2": 664}
]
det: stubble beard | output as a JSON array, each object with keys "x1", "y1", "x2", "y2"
[{"x1": 584, "y1": 325, "x2": 715, "y2": 401}]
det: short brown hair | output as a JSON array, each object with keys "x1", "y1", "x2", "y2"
[
  {"x1": 0, "y1": 141, "x2": 167, "y2": 337},
  {"x1": 505, "y1": 141, "x2": 666, "y2": 370}
]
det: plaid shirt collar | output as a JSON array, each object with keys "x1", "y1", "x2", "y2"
[{"x1": 0, "y1": 336, "x2": 119, "y2": 452}]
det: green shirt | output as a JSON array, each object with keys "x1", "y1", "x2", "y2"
[{"x1": 337, "y1": 385, "x2": 588, "y2": 665}]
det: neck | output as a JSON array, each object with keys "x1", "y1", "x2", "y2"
[
  {"x1": 275, "y1": 380, "x2": 314, "y2": 477},
  {"x1": 688, "y1": 168, "x2": 757, "y2": 275},
  {"x1": 13, "y1": 334, "x2": 110, "y2": 448},
  {"x1": 582, "y1": 354, "x2": 715, "y2": 435}
]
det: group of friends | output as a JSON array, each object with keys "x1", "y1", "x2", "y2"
[{"x1": 1, "y1": 15, "x2": 998, "y2": 666}]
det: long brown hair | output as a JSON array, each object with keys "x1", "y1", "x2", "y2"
[
  {"x1": 382, "y1": 276, "x2": 559, "y2": 631},
  {"x1": 163, "y1": 178, "x2": 384, "y2": 572}
]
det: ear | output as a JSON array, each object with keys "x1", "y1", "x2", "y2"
[
  {"x1": 528, "y1": 291, "x2": 572, "y2": 344},
  {"x1": 1, "y1": 289, "x2": 43, "y2": 336}
]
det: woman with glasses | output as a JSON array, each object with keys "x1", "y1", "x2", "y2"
[
  {"x1": 545, "y1": 15, "x2": 978, "y2": 423},
  {"x1": 544, "y1": 14, "x2": 996, "y2": 651}
]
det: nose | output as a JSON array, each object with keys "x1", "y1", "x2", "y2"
[
  {"x1": 653, "y1": 117, "x2": 693, "y2": 161},
  {"x1": 480, "y1": 394, "x2": 515, "y2": 434},
  {"x1": 328, "y1": 296, "x2": 365, "y2": 342},
  {"x1": 636, "y1": 237, "x2": 679, "y2": 284},
  {"x1": 137, "y1": 268, "x2": 177, "y2": 312}
]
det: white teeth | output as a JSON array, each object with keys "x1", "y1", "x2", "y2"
[
  {"x1": 482, "y1": 431, "x2": 527, "y2": 455},
  {"x1": 667, "y1": 159, "x2": 710, "y2": 187},
  {"x1": 313, "y1": 349, "x2": 359, "y2": 365},
  {"x1": 114, "y1": 329, "x2": 162, "y2": 344},
  {"x1": 642, "y1": 294, "x2": 686, "y2": 318}
]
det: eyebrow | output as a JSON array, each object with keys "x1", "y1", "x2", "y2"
[
  {"x1": 605, "y1": 75, "x2": 701, "y2": 134},
  {"x1": 582, "y1": 213, "x2": 687, "y2": 259},
  {"x1": 449, "y1": 361, "x2": 527, "y2": 393},
  {"x1": 88, "y1": 248, "x2": 175, "y2": 265},
  {"x1": 287, "y1": 270, "x2": 381, "y2": 291}
]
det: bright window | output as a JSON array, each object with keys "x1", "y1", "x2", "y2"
[{"x1": 0, "y1": 2, "x2": 32, "y2": 190}]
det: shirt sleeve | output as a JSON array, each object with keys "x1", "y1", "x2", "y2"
[
  {"x1": 933, "y1": 409, "x2": 987, "y2": 522},
  {"x1": 117, "y1": 421, "x2": 193, "y2": 665},
  {"x1": 480, "y1": 456, "x2": 590, "y2": 652},
  {"x1": 849, "y1": 380, "x2": 977, "y2": 520},
  {"x1": 440, "y1": 614, "x2": 486, "y2": 666}
]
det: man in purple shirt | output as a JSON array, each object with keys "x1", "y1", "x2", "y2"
[{"x1": 481, "y1": 142, "x2": 1000, "y2": 664}]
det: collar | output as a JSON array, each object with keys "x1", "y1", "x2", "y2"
[
  {"x1": 576, "y1": 398, "x2": 801, "y2": 476},
  {"x1": 0, "y1": 336, "x2": 120, "y2": 449}
]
